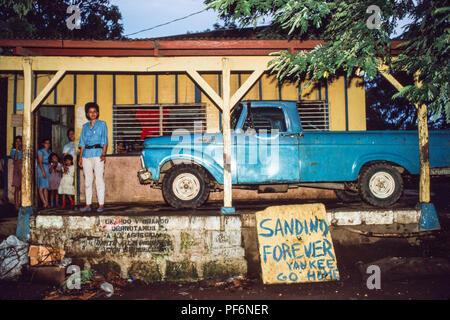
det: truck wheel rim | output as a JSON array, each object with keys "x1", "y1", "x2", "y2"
[
  {"x1": 369, "y1": 171, "x2": 395, "y2": 199},
  {"x1": 173, "y1": 173, "x2": 201, "y2": 201}
]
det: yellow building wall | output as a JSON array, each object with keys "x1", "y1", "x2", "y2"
[
  {"x1": 299, "y1": 79, "x2": 317, "y2": 101},
  {"x1": 137, "y1": 74, "x2": 156, "y2": 104},
  {"x1": 328, "y1": 76, "x2": 347, "y2": 131},
  {"x1": 36, "y1": 73, "x2": 55, "y2": 105},
  {"x1": 158, "y1": 74, "x2": 176, "y2": 104},
  {"x1": 97, "y1": 74, "x2": 114, "y2": 154},
  {"x1": 241, "y1": 72, "x2": 260, "y2": 100},
  {"x1": 115, "y1": 74, "x2": 134, "y2": 105},
  {"x1": 281, "y1": 80, "x2": 298, "y2": 101},
  {"x1": 260, "y1": 73, "x2": 280, "y2": 100},
  {"x1": 201, "y1": 73, "x2": 220, "y2": 133},
  {"x1": 5, "y1": 70, "x2": 367, "y2": 158},
  {"x1": 178, "y1": 74, "x2": 195, "y2": 104},
  {"x1": 347, "y1": 77, "x2": 366, "y2": 131},
  {"x1": 74, "y1": 74, "x2": 94, "y2": 148},
  {"x1": 56, "y1": 73, "x2": 73, "y2": 105}
]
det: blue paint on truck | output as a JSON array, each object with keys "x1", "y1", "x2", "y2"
[{"x1": 138, "y1": 100, "x2": 450, "y2": 209}]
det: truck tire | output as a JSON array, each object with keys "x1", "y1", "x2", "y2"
[
  {"x1": 358, "y1": 163, "x2": 403, "y2": 207},
  {"x1": 161, "y1": 185, "x2": 170, "y2": 206},
  {"x1": 334, "y1": 189, "x2": 361, "y2": 203},
  {"x1": 162, "y1": 164, "x2": 210, "y2": 209}
]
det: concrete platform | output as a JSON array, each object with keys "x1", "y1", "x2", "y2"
[{"x1": 26, "y1": 196, "x2": 433, "y2": 282}]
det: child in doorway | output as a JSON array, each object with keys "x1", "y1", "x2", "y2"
[
  {"x1": 48, "y1": 152, "x2": 62, "y2": 207},
  {"x1": 58, "y1": 154, "x2": 75, "y2": 208}
]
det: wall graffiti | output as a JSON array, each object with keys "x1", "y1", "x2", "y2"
[{"x1": 84, "y1": 217, "x2": 173, "y2": 255}]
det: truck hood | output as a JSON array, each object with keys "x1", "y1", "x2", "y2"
[{"x1": 143, "y1": 133, "x2": 222, "y2": 148}]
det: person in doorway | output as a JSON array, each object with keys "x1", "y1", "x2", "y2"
[
  {"x1": 58, "y1": 154, "x2": 75, "y2": 209},
  {"x1": 48, "y1": 152, "x2": 62, "y2": 207},
  {"x1": 62, "y1": 128, "x2": 75, "y2": 159},
  {"x1": 10, "y1": 136, "x2": 22, "y2": 209},
  {"x1": 37, "y1": 138, "x2": 51, "y2": 208},
  {"x1": 78, "y1": 102, "x2": 108, "y2": 213}
]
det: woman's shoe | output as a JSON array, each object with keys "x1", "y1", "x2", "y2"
[
  {"x1": 80, "y1": 206, "x2": 92, "y2": 212},
  {"x1": 96, "y1": 207, "x2": 104, "y2": 213}
]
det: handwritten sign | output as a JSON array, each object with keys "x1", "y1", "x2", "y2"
[
  {"x1": 11, "y1": 114, "x2": 23, "y2": 127},
  {"x1": 255, "y1": 204, "x2": 340, "y2": 284},
  {"x1": 83, "y1": 217, "x2": 172, "y2": 255}
]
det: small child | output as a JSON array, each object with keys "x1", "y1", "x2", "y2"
[
  {"x1": 48, "y1": 153, "x2": 62, "y2": 207},
  {"x1": 58, "y1": 154, "x2": 75, "y2": 208}
]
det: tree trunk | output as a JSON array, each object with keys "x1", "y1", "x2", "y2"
[
  {"x1": 416, "y1": 103, "x2": 431, "y2": 203},
  {"x1": 378, "y1": 65, "x2": 431, "y2": 204}
]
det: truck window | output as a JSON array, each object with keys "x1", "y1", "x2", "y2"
[
  {"x1": 243, "y1": 107, "x2": 287, "y2": 133},
  {"x1": 231, "y1": 104, "x2": 243, "y2": 130}
]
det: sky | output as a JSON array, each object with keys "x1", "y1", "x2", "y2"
[
  {"x1": 109, "y1": 0, "x2": 410, "y2": 39},
  {"x1": 109, "y1": 0, "x2": 221, "y2": 39}
]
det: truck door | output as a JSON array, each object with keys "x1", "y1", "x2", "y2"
[{"x1": 236, "y1": 106, "x2": 300, "y2": 184}]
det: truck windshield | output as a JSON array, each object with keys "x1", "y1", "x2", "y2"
[{"x1": 231, "y1": 104, "x2": 243, "y2": 130}]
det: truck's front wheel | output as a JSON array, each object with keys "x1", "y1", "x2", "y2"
[
  {"x1": 358, "y1": 163, "x2": 403, "y2": 207},
  {"x1": 162, "y1": 164, "x2": 210, "y2": 209}
]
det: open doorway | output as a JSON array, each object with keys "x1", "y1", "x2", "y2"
[
  {"x1": 36, "y1": 105, "x2": 74, "y2": 154},
  {"x1": 34, "y1": 105, "x2": 74, "y2": 207}
]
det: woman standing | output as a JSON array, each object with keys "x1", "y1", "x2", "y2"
[
  {"x1": 10, "y1": 136, "x2": 22, "y2": 209},
  {"x1": 78, "y1": 102, "x2": 108, "y2": 213},
  {"x1": 37, "y1": 138, "x2": 51, "y2": 208}
]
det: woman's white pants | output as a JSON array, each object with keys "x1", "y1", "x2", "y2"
[{"x1": 83, "y1": 157, "x2": 105, "y2": 205}]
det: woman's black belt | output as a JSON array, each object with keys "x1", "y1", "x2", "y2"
[{"x1": 85, "y1": 144, "x2": 102, "y2": 149}]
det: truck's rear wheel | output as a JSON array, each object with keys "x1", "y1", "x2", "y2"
[
  {"x1": 162, "y1": 164, "x2": 210, "y2": 209},
  {"x1": 334, "y1": 189, "x2": 361, "y2": 203},
  {"x1": 358, "y1": 163, "x2": 403, "y2": 207}
]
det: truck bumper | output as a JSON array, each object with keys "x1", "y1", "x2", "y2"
[{"x1": 137, "y1": 168, "x2": 153, "y2": 185}]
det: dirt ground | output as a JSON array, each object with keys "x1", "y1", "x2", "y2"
[{"x1": 0, "y1": 183, "x2": 449, "y2": 301}]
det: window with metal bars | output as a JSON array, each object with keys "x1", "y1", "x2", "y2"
[
  {"x1": 297, "y1": 100, "x2": 329, "y2": 131},
  {"x1": 113, "y1": 104, "x2": 207, "y2": 153}
]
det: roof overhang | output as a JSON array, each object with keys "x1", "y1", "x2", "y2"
[{"x1": 0, "y1": 39, "x2": 404, "y2": 57}]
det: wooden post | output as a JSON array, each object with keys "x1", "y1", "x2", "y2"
[
  {"x1": 221, "y1": 58, "x2": 233, "y2": 211},
  {"x1": 21, "y1": 59, "x2": 33, "y2": 207}
]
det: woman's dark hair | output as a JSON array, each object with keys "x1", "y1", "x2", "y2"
[
  {"x1": 67, "y1": 128, "x2": 74, "y2": 137},
  {"x1": 85, "y1": 102, "x2": 99, "y2": 119},
  {"x1": 48, "y1": 152, "x2": 60, "y2": 163},
  {"x1": 40, "y1": 138, "x2": 51, "y2": 149},
  {"x1": 12, "y1": 135, "x2": 22, "y2": 148},
  {"x1": 63, "y1": 154, "x2": 73, "y2": 163}
]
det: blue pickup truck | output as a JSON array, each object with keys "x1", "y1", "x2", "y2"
[{"x1": 138, "y1": 100, "x2": 450, "y2": 208}]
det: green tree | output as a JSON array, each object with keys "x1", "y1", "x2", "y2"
[
  {"x1": 207, "y1": 0, "x2": 448, "y2": 119},
  {"x1": 0, "y1": 0, "x2": 123, "y2": 39},
  {"x1": 206, "y1": 0, "x2": 450, "y2": 205},
  {"x1": 366, "y1": 73, "x2": 449, "y2": 130}
]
